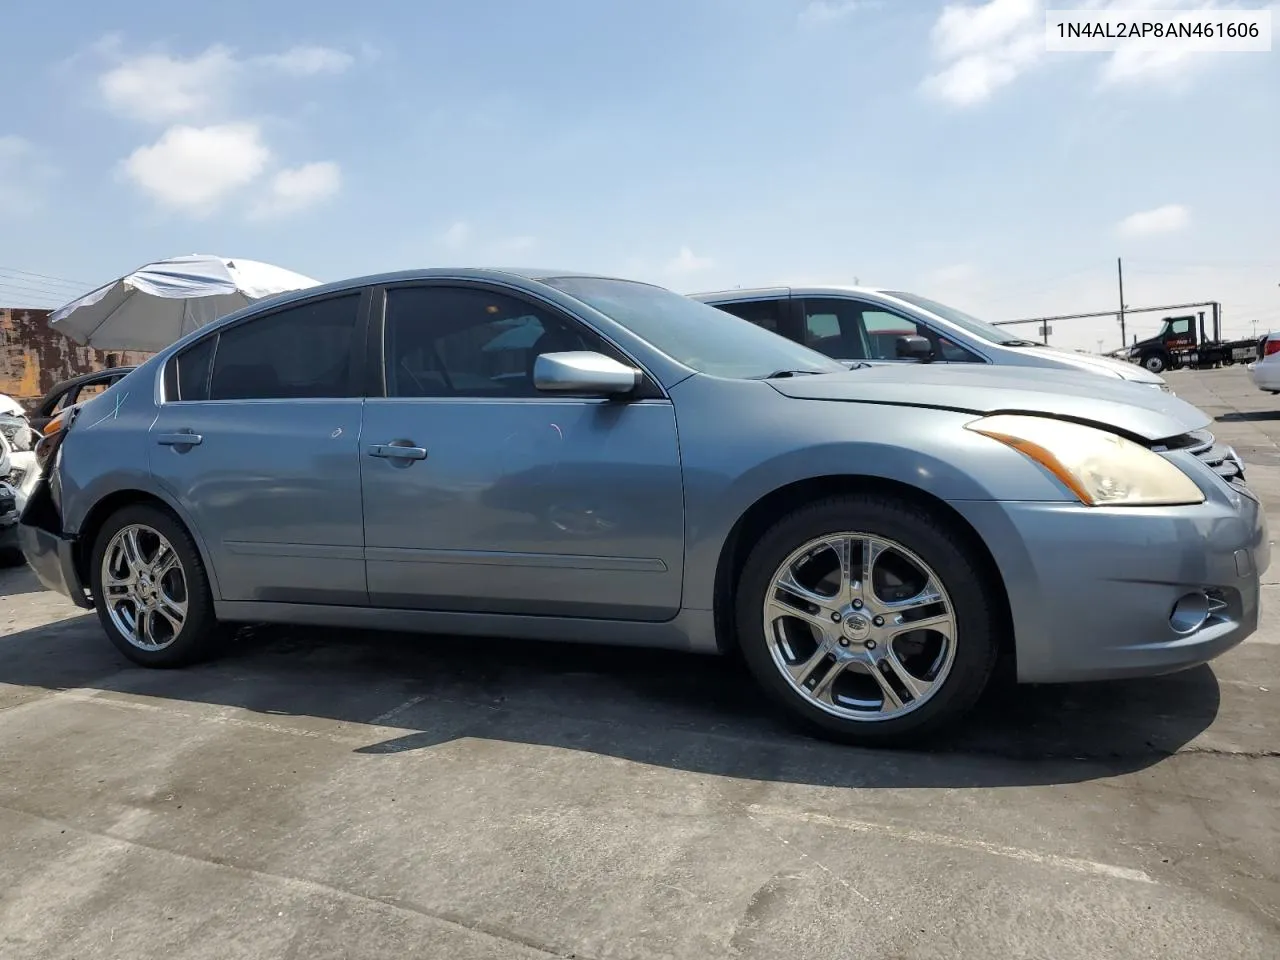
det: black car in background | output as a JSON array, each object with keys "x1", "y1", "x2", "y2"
[{"x1": 28, "y1": 366, "x2": 136, "y2": 432}]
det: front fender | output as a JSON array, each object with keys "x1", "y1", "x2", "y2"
[{"x1": 670, "y1": 377, "x2": 1073, "y2": 610}]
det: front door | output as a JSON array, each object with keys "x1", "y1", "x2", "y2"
[
  {"x1": 148, "y1": 292, "x2": 368, "y2": 605},
  {"x1": 360, "y1": 282, "x2": 685, "y2": 620},
  {"x1": 801, "y1": 298, "x2": 984, "y2": 365}
]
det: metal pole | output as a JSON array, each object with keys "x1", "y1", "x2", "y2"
[{"x1": 1117, "y1": 257, "x2": 1126, "y2": 349}]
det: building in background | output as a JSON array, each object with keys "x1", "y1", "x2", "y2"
[{"x1": 1, "y1": 307, "x2": 152, "y2": 409}]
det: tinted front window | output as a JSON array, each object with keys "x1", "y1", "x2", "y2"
[
  {"x1": 881, "y1": 291, "x2": 1010, "y2": 345},
  {"x1": 800, "y1": 299, "x2": 983, "y2": 363},
  {"x1": 384, "y1": 286, "x2": 612, "y2": 398},
  {"x1": 543, "y1": 278, "x2": 844, "y2": 379},
  {"x1": 208, "y1": 295, "x2": 359, "y2": 400}
]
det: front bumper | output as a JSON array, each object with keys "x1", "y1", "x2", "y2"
[{"x1": 951, "y1": 478, "x2": 1268, "y2": 684}]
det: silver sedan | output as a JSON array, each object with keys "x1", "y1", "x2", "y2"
[{"x1": 20, "y1": 269, "x2": 1269, "y2": 745}]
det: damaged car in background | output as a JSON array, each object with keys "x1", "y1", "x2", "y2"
[{"x1": 19, "y1": 268, "x2": 1269, "y2": 745}]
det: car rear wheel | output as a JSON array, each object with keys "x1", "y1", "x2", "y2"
[
  {"x1": 734, "y1": 494, "x2": 1000, "y2": 745},
  {"x1": 89, "y1": 504, "x2": 221, "y2": 667}
]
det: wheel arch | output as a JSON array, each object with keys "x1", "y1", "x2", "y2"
[
  {"x1": 711, "y1": 475, "x2": 1015, "y2": 668},
  {"x1": 73, "y1": 488, "x2": 222, "y2": 600}
]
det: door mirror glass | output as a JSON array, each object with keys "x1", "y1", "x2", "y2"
[
  {"x1": 533, "y1": 351, "x2": 641, "y2": 395},
  {"x1": 895, "y1": 334, "x2": 933, "y2": 362}
]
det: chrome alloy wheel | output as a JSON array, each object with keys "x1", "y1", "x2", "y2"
[
  {"x1": 100, "y1": 524, "x2": 188, "y2": 651},
  {"x1": 762, "y1": 533, "x2": 957, "y2": 721}
]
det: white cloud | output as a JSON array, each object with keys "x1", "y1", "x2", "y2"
[
  {"x1": 923, "y1": 0, "x2": 1265, "y2": 104},
  {"x1": 122, "y1": 123, "x2": 271, "y2": 214},
  {"x1": 250, "y1": 161, "x2": 341, "y2": 219},
  {"x1": 665, "y1": 247, "x2": 715, "y2": 275},
  {"x1": 922, "y1": 0, "x2": 1043, "y2": 106},
  {"x1": 97, "y1": 41, "x2": 355, "y2": 122},
  {"x1": 932, "y1": 0, "x2": 1037, "y2": 59},
  {"x1": 256, "y1": 45, "x2": 353, "y2": 76},
  {"x1": 798, "y1": 1, "x2": 875, "y2": 25},
  {"x1": 1116, "y1": 204, "x2": 1191, "y2": 238},
  {"x1": 1100, "y1": 45, "x2": 1197, "y2": 86},
  {"x1": 97, "y1": 40, "x2": 358, "y2": 217},
  {"x1": 99, "y1": 45, "x2": 237, "y2": 122}
]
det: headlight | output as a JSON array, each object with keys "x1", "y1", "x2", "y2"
[{"x1": 965, "y1": 414, "x2": 1205, "y2": 506}]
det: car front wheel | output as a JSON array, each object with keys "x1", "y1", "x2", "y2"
[
  {"x1": 89, "y1": 504, "x2": 221, "y2": 667},
  {"x1": 735, "y1": 494, "x2": 1001, "y2": 745}
]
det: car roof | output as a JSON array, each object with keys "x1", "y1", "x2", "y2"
[
  {"x1": 207, "y1": 267, "x2": 659, "y2": 327},
  {"x1": 689, "y1": 285, "x2": 894, "y2": 303}
]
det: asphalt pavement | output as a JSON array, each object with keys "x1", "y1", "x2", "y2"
[{"x1": 0, "y1": 365, "x2": 1277, "y2": 959}]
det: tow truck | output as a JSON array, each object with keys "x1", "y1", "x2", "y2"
[{"x1": 1127, "y1": 306, "x2": 1259, "y2": 374}]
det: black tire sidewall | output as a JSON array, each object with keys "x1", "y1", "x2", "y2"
[
  {"x1": 734, "y1": 495, "x2": 999, "y2": 745},
  {"x1": 89, "y1": 504, "x2": 219, "y2": 667}
]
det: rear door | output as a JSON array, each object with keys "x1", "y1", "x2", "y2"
[{"x1": 148, "y1": 291, "x2": 370, "y2": 605}]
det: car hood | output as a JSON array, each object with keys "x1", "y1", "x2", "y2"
[
  {"x1": 768, "y1": 364, "x2": 1209, "y2": 442},
  {"x1": 1027, "y1": 345, "x2": 1164, "y2": 384}
]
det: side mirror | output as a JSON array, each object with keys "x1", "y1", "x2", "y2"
[
  {"x1": 895, "y1": 335, "x2": 933, "y2": 363},
  {"x1": 534, "y1": 351, "x2": 642, "y2": 396}
]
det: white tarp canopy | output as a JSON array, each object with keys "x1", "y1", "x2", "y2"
[{"x1": 49, "y1": 254, "x2": 321, "y2": 352}]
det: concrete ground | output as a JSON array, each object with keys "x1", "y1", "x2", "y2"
[{"x1": 1, "y1": 366, "x2": 1278, "y2": 959}]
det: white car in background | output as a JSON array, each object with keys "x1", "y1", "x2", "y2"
[
  {"x1": 0, "y1": 428, "x2": 19, "y2": 564},
  {"x1": 1249, "y1": 333, "x2": 1280, "y2": 394},
  {"x1": 0, "y1": 393, "x2": 38, "y2": 513},
  {"x1": 693, "y1": 286, "x2": 1173, "y2": 391}
]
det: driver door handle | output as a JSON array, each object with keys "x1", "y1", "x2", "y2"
[
  {"x1": 368, "y1": 442, "x2": 428, "y2": 461},
  {"x1": 156, "y1": 432, "x2": 203, "y2": 447}
]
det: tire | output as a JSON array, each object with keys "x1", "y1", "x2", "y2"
[
  {"x1": 0, "y1": 547, "x2": 26, "y2": 568},
  {"x1": 734, "y1": 494, "x2": 1001, "y2": 746},
  {"x1": 89, "y1": 503, "x2": 222, "y2": 667},
  {"x1": 1142, "y1": 353, "x2": 1166, "y2": 374}
]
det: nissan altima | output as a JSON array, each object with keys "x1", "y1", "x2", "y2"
[{"x1": 19, "y1": 269, "x2": 1268, "y2": 744}]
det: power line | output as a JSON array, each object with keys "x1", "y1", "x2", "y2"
[
  {"x1": 0, "y1": 275, "x2": 87, "y2": 299},
  {"x1": 0, "y1": 282, "x2": 76, "y2": 306},
  {"x1": 0, "y1": 265, "x2": 92, "y2": 287}
]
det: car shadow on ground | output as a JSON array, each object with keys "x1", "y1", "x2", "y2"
[
  {"x1": 0, "y1": 564, "x2": 57, "y2": 598},
  {"x1": 0, "y1": 613, "x2": 1223, "y2": 790}
]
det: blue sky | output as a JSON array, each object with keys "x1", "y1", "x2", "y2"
[{"x1": 1, "y1": 0, "x2": 1277, "y2": 351}]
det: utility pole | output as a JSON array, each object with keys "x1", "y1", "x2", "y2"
[{"x1": 1117, "y1": 257, "x2": 1126, "y2": 349}]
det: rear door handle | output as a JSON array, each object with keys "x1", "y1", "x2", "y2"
[
  {"x1": 156, "y1": 432, "x2": 203, "y2": 447},
  {"x1": 368, "y1": 442, "x2": 428, "y2": 461}
]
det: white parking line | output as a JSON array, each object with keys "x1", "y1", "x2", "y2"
[
  {"x1": 746, "y1": 804, "x2": 1156, "y2": 885},
  {"x1": 370, "y1": 695, "x2": 427, "y2": 726}
]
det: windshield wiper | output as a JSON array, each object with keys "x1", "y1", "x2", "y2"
[
  {"x1": 758, "y1": 369, "x2": 826, "y2": 379},
  {"x1": 999, "y1": 339, "x2": 1041, "y2": 347}
]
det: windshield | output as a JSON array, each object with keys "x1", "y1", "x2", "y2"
[
  {"x1": 542, "y1": 277, "x2": 847, "y2": 379},
  {"x1": 881, "y1": 290, "x2": 1028, "y2": 346}
]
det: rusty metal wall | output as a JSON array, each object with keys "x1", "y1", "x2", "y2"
[{"x1": 0, "y1": 308, "x2": 153, "y2": 410}]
